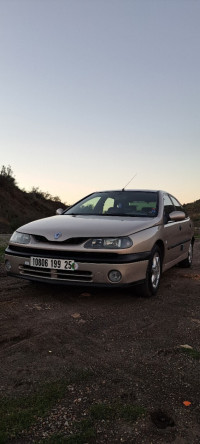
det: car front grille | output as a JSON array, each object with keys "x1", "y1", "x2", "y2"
[
  {"x1": 7, "y1": 245, "x2": 120, "y2": 262},
  {"x1": 19, "y1": 265, "x2": 93, "y2": 282}
]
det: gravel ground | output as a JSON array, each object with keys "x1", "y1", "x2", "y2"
[{"x1": 0, "y1": 238, "x2": 200, "y2": 443}]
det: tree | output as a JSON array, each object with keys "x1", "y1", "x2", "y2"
[{"x1": 0, "y1": 165, "x2": 16, "y2": 186}]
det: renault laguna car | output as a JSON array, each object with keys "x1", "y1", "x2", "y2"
[{"x1": 5, "y1": 190, "x2": 194, "y2": 296}]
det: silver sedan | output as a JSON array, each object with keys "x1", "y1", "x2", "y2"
[{"x1": 5, "y1": 189, "x2": 194, "y2": 296}]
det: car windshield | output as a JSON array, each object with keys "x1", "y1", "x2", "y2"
[{"x1": 65, "y1": 191, "x2": 158, "y2": 217}]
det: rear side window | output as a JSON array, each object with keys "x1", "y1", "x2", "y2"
[
  {"x1": 103, "y1": 198, "x2": 114, "y2": 213},
  {"x1": 78, "y1": 196, "x2": 101, "y2": 213}
]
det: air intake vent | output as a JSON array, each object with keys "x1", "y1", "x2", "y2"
[{"x1": 19, "y1": 265, "x2": 93, "y2": 282}]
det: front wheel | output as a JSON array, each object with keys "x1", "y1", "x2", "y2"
[{"x1": 138, "y1": 246, "x2": 162, "y2": 297}]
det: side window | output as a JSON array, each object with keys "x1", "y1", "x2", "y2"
[
  {"x1": 79, "y1": 196, "x2": 101, "y2": 213},
  {"x1": 103, "y1": 198, "x2": 114, "y2": 213},
  {"x1": 163, "y1": 194, "x2": 174, "y2": 224},
  {"x1": 170, "y1": 196, "x2": 184, "y2": 213}
]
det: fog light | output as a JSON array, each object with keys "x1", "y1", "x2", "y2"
[
  {"x1": 108, "y1": 270, "x2": 122, "y2": 283},
  {"x1": 5, "y1": 260, "x2": 12, "y2": 271}
]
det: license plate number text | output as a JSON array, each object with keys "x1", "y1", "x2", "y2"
[{"x1": 30, "y1": 257, "x2": 77, "y2": 270}]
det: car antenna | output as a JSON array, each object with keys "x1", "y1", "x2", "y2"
[{"x1": 122, "y1": 173, "x2": 137, "y2": 191}]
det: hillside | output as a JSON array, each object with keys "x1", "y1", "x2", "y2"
[
  {"x1": 183, "y1": 200, "x2": 200, "y2": 227},
  {"x1": 0, "y1": 168, "x2": 66, "y2": 234}
]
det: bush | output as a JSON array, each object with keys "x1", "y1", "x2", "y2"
[{"x1": 0, "y1": 165, "x2": 16, "y2": 187}]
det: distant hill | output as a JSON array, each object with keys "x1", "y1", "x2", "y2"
[
  {"x1": 0, "y1": 166, "x2": 199, "y2": 233},
  {"x1": 183, "y1": 200, "x2": 200, "y2": 227},
  {"x1": 0, "y1": 167, "x2": 67, "y2": 234}
]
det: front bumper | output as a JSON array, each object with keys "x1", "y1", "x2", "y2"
[{"x1": 5, "y1": 249, "x2": 149, "y2": 286}]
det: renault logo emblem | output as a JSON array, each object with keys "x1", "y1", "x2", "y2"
[{"x1": 54, "y1": 232, "x2": 62, "y2": 240}]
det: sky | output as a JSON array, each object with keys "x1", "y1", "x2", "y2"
[{"x1": 0, "y1": 0, "x2": 200, "y2": 205}]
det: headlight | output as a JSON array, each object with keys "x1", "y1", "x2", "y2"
[
  {"x1": 10, "y1": 231, "x2": 31, "y2": 244},
  {"x1": 84, "y1": 237, "x2": 133, "y2": 249}
]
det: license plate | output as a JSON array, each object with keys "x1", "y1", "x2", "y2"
[{"x1": 30, "y1": 257, "x2": 78, "y2": 271}]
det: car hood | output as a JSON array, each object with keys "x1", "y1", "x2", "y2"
[{"x1": 16, "y1": 215, "x2": 160, "y2": 241}]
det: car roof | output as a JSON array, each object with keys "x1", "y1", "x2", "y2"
[{"x1": 92, "y1": 189, "x2": 161, "y2": 193}]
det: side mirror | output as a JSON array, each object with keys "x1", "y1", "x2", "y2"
[
  {"x1": 169, "y1": 211, "x2": 186, "y2": 222},
  {"x1": 56, "y1": 208, "x2": 64, "y2": 215}
]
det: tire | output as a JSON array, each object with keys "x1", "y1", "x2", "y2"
[
  {"x1": 179, "y1": 241, "x2": 193, "y2": 268},
  {"x1": 138, "y1": 245, "x2": 162, "y2": 297}
]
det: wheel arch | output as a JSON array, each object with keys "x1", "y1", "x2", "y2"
[{"x1": 154, "y1": 240, "x2": 165, "y2": 269}]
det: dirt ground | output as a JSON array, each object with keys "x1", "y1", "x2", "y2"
[{"x1": 0, "y1": 239, "x2": 200, "y2": 443}]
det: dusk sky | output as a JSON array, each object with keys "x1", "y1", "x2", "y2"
[{"x1": 0, "y1": 0, "x2": 200, "y2": 205}]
